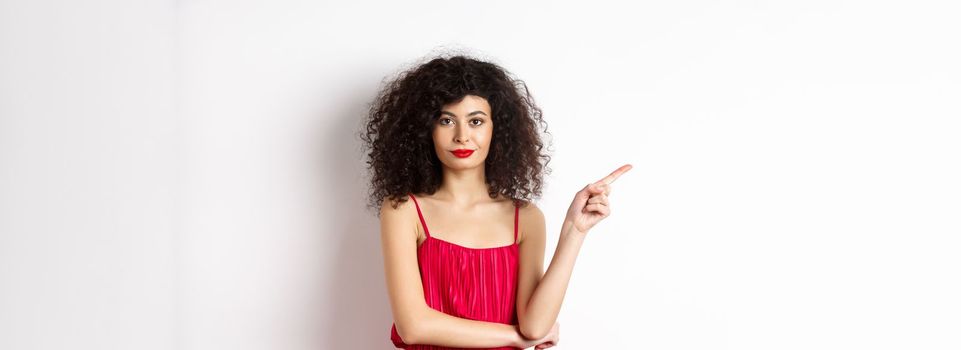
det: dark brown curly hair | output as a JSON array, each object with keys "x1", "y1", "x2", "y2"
[{"x1": 360, "y1": 53, "x2": 552, "y2": 214}]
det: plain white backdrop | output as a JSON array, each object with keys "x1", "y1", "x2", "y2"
[{"x1": 1, "y1": 0, "x2": 959, "y2": 349}]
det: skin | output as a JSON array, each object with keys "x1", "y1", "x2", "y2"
[{"x1": 381, "y1": 94, "x2": 632, "y2": 349}]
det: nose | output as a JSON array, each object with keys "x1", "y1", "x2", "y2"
[{"x1": 454, "y1": 123, "x2": 469, "y2": 143}]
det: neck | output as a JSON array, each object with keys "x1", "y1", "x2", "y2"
[{"x1": 435, "y1": 165, "x2": 491, "y2": 206}]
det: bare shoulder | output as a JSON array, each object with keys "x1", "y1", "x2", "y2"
[
  {"x1": 379, "y1": 195, "x2": 420, "y2": 241},
  {"x1": 516, "y1": 201, "x2": 546, "y2": 243},
  {"x1": 517, "y1": 201, "x2": 544, "y2": 219}
]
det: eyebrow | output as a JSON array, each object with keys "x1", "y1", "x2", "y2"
[{"x1": 439, "y1": 110, "x2": 488, "y2": 117}]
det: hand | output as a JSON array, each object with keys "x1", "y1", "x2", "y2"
[
  {"x1": 565, "y1": 164, "x2": 632, "y2": 234},
  {"x1": 515, "y1": 322, "x2": 560, "y2": 349}
]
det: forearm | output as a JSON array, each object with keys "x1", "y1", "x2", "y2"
[
  {"x1": 520, "y1": 219, "x2": 586, "y2": 339},
  {"x1": 407, "y1": 307, "x2": 523, "y2": 348}
]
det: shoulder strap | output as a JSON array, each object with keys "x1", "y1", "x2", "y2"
[
  {"x1": 408, "y1": 193, "x2": 431, "y2": 238},
  {"x1": 513, "y1": 204, "x2": 519, "y2": 244}
]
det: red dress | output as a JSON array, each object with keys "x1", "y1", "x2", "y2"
[{"x1": 390, "y1": 193, "x2": 521, "y2": 350}]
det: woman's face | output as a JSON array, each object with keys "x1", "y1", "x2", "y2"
[{"x1": 432, "y1": 94, "x2": 493, "y2": 171}]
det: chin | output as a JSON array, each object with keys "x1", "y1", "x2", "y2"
[
  {"x1": 447, "y1": 163, "x2": 481, "y2": 170},
  {"x1": 443, "y1": 159, "x2": 484, "y2": 169}
]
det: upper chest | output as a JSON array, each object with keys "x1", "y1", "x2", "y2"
[{"x1": 413, "y1": 197, "x2": 517, "y2": 248}]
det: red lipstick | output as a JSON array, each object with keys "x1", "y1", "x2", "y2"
[{"x1": 451, "y1": 149, "x2": 474, "y2": 158}]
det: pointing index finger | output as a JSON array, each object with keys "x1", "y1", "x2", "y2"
[{"x1": 599, "y1": 164, "x2": 633, "y2": 185}]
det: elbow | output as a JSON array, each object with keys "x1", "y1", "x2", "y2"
[
  {"x1": 519, "y1": 322, "x2": 548, "y2": 341},
  {"x1": 395, "y1": 304, "x2": 438, "y2": 345},
  {"x1": 395, "y1": 309, "x2": 431, "y2": 345},
  {"x1": 394, "y1": 321, "x2": 422, "y2": 345}
]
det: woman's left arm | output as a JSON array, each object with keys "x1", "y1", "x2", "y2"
[
  {"x1": 516, "y1": 164, "x2": 632, "y2": 340},
  {"x1": 516, "y1": 209, "x2": 585, "y2": 341}
]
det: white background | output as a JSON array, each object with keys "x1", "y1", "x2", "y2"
[{"x1": 1, "y1": 0, "x2": 959, "y2": 349}]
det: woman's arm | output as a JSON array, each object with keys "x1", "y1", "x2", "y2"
[
  {"x1": 515, "y1": 204, "x2": 585, "y2": 340},
  {"x1": 404, "y1": 308, "x2": 526, "y2": 347},
  {"x1": 381, "y1": 197, "x2": 532, "y2": 348},
  {"x1": 517, "y1": 165, "x2": 631, "y2": 339}
]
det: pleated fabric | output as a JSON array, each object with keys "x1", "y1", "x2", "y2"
[{"x1": 390, "y1": 193, "x2": 521, "y2": 350}]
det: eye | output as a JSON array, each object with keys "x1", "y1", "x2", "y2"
[
  {"x1": 439, "y1": 118, "x2": 452, "y2": 125},
  {"x1": 470, "y1": 118, "x2": 484, "y2": 126}
]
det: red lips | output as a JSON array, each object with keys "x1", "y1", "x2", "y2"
[{"x1": 451, "y1": 149, "x2": 474, "y2": 158}]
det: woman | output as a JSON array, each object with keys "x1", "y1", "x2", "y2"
[{"x1": 362, "y1": 54, "x2": 631, "y2": 349}]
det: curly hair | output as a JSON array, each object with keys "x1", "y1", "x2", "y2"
[{"x1": 360, "y1": 53, "x2": 552, "y2": 214}]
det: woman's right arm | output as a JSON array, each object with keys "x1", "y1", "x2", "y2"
[{"x1": 380, "y1": 198, "x2": 536, "y2": 348}]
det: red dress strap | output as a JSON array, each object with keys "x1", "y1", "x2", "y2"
[
  {"x1": 513, "y1": 204, "x2": 519, "y2": 244},
  {"x1": 407, "y1": 193, "x2": 431, "y2": 238}
]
